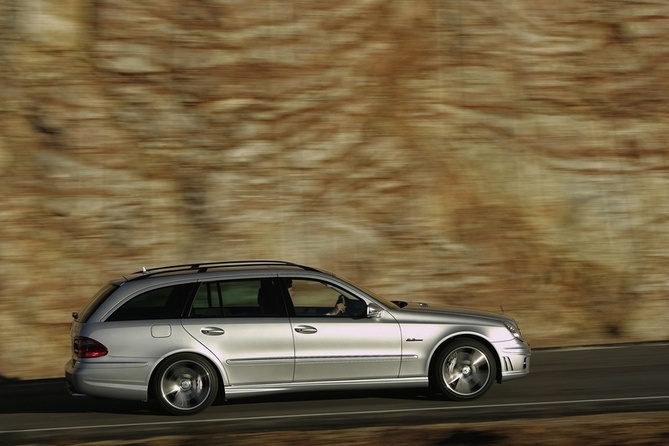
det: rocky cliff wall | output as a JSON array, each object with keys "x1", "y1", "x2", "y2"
[{"x1": 1, "y1": 0, "x2": 668, "y2": 379}]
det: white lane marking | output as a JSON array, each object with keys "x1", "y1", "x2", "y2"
[
  {"x1": 3, "y1": 394, "x2": 669, "y2": 434},
  {"x1": 537, "y1": 342, "x2": 669, "y2": 352}
]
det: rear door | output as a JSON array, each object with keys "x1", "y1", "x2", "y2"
[{"x1": 180, "y1": 278, "x2": 295, "y2": 386}]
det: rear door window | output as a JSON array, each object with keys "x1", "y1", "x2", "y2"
[{"x1": 188, "y1": 279, "x2": 287, "y2": 318}]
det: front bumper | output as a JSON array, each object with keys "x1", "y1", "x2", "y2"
[{"x1": 495, "y1": 339, "x2": 531, "y2": 382}]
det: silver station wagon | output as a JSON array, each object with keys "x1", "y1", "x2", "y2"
[{"x1": 65, "y1": 261, "x2": 530, "y2": 415}]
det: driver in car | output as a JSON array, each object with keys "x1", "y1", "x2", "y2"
[
  {"x1": 326, "y1": 295, "x2": 346, "y2": 316},
  {"x1": 285, "y1": 278, "x2": 347, "y2": 316}
]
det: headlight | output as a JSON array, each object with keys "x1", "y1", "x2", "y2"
[{"x1": 504, "y1": 321, "x2": 524, "y2": 341}]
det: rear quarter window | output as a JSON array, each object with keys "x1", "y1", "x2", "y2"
[{"x1": 106, "y1": 283, "x2": 194, "y2": 321}]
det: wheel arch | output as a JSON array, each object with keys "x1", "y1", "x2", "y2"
[{"x1": 428, "y1": 334, "x2": 502, "y2": 385}]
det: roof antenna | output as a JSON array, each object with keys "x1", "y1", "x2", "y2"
[
  {"x1": 500, "y1": 305, "x2": 505, "y2": 314},
  {"x1": 142, "y1": 267, "x2": 148, "y2": 274}
]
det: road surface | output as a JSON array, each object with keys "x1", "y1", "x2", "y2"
[{"x1": 1, "y1": 343, "x2": 668, "y2": 444}]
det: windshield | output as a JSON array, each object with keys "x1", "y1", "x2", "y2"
[{"x1": 347, "y1": 281, "x2": 401, "y2": 310}]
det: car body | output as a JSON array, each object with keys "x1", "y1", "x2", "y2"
[{"x1": 65, "y1": 260, "x2": 530, "y2": 415}]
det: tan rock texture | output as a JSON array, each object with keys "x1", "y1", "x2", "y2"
[{"x1": 1, "y1": 0, "x2": 669, "y2": 379}]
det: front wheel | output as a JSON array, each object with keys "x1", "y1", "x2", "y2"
[
  {"x1": 432, "y1": 339, "x2": 496, "y2": 401},
  {"x1": 153, "y1": 353, "x2": 219, "y2": 415}
]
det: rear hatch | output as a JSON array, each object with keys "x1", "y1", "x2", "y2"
[{"x1": 69, "y1": 283, "x2": 119, "y2": 359}]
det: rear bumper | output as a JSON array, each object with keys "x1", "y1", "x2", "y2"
[
  {"x1": 64, "y1": 367, "x2": 86, "y2": 397},
  {"x1": 64, "y1": 359, "x2": 150, "y2": 402}
]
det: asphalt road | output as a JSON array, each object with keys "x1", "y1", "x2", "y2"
[{"x1": 1, "y1": 343, "x2": 668, "y2": 444}]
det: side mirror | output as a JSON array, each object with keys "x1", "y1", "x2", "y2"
[{"x1": 367, "y1": 302, "x2": 383, "y2": 319}]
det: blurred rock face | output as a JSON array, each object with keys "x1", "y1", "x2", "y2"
[{"x1": 1, "y1": 1, "x2": 668, "y2": 378}]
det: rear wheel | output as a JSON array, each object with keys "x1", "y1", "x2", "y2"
[
  {"x1": 153, "y1": 353, "x2": 218, "y2": 415},
  {"x1": 432, "y1": 339, "x2": 496, "y2": 401}
]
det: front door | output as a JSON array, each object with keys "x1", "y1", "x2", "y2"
[{"x1": 287, "y1": 278, "x2": 402, "y2": 382}]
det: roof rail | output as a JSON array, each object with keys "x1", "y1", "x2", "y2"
[{"x1": 131, "y1": 260, "x2": 318, "y2": 277}]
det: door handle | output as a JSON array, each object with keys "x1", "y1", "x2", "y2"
[
  {"x1": 201, "y1": 327, "x2": 225, "y2": 336},
  {"x1": 294, "y1": 325, "x2": 318, "y2": 334}
]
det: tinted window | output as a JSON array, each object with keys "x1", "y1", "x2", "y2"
[
  {"x1": 107, "y1": 283, "x2": 194, "y2": 321},
  {"x1": 190, "y1": 281, "x2": 226, "y2": 317},
  {"x1": 77, "y1": 283, "x2": 118, "y2": 323},
  {"x1": 189, "y1": 279, "x2": 286, "y2": 317}
]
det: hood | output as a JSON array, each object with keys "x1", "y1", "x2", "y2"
[{"x1": 392, "y1": 300, "x2": 512, "y2": 322}]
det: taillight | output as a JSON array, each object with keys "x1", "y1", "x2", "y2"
[{"x1": 74, "y1": 336, "x2": 108, "y2": 358}]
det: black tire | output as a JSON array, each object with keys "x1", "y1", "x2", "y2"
[
  {"x1": 153, "y1": 353, "x2": 219, "y2": 415},
  {"x1": 432, "y1": 339, "x2": 496, "y2": 401}
]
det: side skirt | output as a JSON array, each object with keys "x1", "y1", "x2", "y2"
[{"x1": 223, "y1": 377, "x2": 429, "y2": 399}]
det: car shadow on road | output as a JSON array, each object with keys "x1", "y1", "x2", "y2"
[
  {"x1": 224, "y1": 387, "x2": 440, "y2": 406},
  {"x1": 0, "y1": 377, "x2": 439, "y2": 416},
  {"x1": 0, "y1": 378, "x2": 155, "y2": 415},
  {"x1": 1, "y1": 377, "x2": 441, "y2": 416}
]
